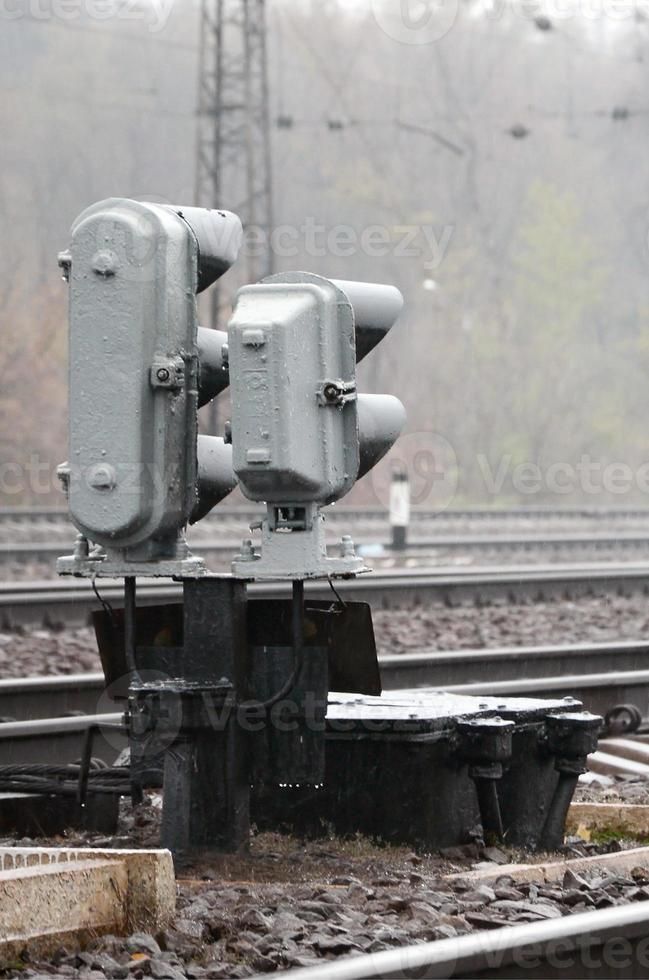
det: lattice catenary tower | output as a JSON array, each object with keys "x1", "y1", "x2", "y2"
[{"x1": 195, "y1": 0, "x2": 274, "y2": 332}]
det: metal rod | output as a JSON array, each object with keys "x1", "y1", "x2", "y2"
[
  {"x1": 76, "y1": 723, "x2": 97, "y2": 804},
  {"x1": 292, "y1": 578, "x2": 304, "y2": 660},
  {"x1": 474, "y1": 777, "x2": 504, "y2": 842},
  {"x1": 239, "y1": 581, "x2": 306, "y2": 712},
  {"x1": 540, "y1": 772, "x2": 580, "y2": 850},
  {"x1": 123, "y1": 576, "x2": 138, "y2": 678}
]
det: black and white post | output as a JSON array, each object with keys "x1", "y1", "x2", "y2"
[{"x1": 389, "y1": 465, "x2": 410, "y2": 550}]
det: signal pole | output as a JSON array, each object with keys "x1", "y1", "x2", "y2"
[{"x1": 195, "y1": 0, "x2": 274, "y2": 431}]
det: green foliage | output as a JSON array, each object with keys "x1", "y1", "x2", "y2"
[{"x1": 513, "y1": 180, "x2": 606, "y2": 346}]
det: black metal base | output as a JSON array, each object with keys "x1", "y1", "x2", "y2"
[
  {"x1": 252, "y1": 692, "x2": 601, "y2": 852},
  {"x1": 93, "y1": 577, "x2": 601, "y2": 856},
  {"x1": 95, "y1": 577, "x2": 381, "y2": 855}
]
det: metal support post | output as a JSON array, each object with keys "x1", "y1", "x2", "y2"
[{"x1": 154, "y1": 577, "x2": 249, "y2": 854}]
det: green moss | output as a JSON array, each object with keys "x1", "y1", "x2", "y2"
[{"x1": 589, "y1": 827, "x2": 649, "y2": 845}]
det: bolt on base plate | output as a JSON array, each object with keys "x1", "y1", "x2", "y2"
[
  {"x1": 58, "y1": 533, "x2": 207, "y2": 578},
  {"x1": 231, "y1": 521, "x2": 367, "y2": 580},
  {"x1": 57, "y1": 554, "x2": 207, "y2": 578}
]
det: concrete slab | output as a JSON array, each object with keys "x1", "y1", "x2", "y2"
[
  {"x1": 0, "y1": 847, "x2": 175, "y2": 966},
  {"x1": 567, "y1": 802, "x2": 649, "y2": 839},
  {"x1": 0, "y1": 858, "x2": 126, "y2": 963},
  {"x1": 447, "y1": 844, "x2": 649, "y2": 885}
]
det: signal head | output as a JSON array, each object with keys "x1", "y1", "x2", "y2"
[{"x1": 228, "y1": 272, "x2": 406, "y2": 579}]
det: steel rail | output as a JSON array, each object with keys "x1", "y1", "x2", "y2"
[
  {"x1": 380, "y1": 639, "x2": 649, "y2": 689},
  {"x1": 8, "y1": 531, "x2": 649, "y2": 565},
  {"x1": 2, "y1": 637, "x2": 649, "y2": 727},
  {"x1": 3, "y1": 562, "x2": 649, "y2": 627},
  {"x1": 7, "y1": 503, "x2": 649, "y2": 523},
  {"x1": 257, "y1": 902, "x2": 649, "y2": 979},
  {"x1": 0, "y1": 711, "x2": 125, "y2": 766},
  {"x1": 0, "y1": 672, "x2": 106, "y2": 720},
  {"x1": 3, "y1": 651, "x2": 649, "y2": 771},
  {"x1": 430, "y1": 669, "x2": 649, "y2": 720}
]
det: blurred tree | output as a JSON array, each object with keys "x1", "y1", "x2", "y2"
[{"x1": 507, "y1": 180, "x2": 608, "y2": 464}]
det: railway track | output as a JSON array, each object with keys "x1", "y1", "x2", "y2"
[
  {"x1": 381, "y1": 639, "x2": 649, "y2": 723},
  {"x1": 2, "y1": 637, "x2": 649, "y2": 763},
  {"x1": 270, "y1": 903, "x2": 649, "y2": 979},
  {"x1": 7, "y1": 503, "x2": 649, "y2": 525},
  {"x1": 1, "y1": 640, "x2": 646, "y2": 721},
  {"x1": 8, "y1": 531, "x2": 649, "y2": 566},
  {"x1": 0, "y1": 711, "x2": 124, "y2": 766},
  {"x1": 3, "y1": 562, "x2": 649, "y2": 627}
]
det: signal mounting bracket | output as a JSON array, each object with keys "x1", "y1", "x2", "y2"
[
  {"x1": 57, "y1": 534, "x2": 207, "y2": 578},
  {"x1": 231, "y1": 502, "x2": 367, "y2": 580}
]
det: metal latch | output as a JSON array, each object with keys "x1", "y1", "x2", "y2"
[
  {"x1": 58, "y1": 250, "x2": 71, "y2": 282},
  {"x1": 150, "y1": 355, "x2": 185, "y2": 391},
  {"x1": 317, "y1": 379, "x2": 357, "y2": 406}
]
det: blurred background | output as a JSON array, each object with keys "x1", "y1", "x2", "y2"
[{"x1": 2, "y1": 0, "x2": 648, "y2": 508}]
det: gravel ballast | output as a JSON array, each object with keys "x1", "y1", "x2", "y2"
[
  {"x1": 3, "y1": 593, "x2": 649, "y2": 677},
  {"x1": 2, "y1": 574, "x2": 649, "y2": 974},
  {"x1": 3, "y1": 790, "x2": 649, "y2": 980}
]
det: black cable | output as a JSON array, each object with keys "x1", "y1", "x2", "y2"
[
  {"x1": 91, "y1": 575, "x2": 116, "y2": 625},
  {"x1": 0, "y1": 764, "x2": 131, "y2": 797},
  {"x1": 123, "y1": 576, "x2": 139, "y2": 679},
  {"x1": 328, "y1": 575, "x2": 347, "y2": 609}
]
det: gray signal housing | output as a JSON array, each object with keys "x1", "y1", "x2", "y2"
[
  {"x1": 229, "y1": 272, "x2": 406, "y2": 579},
  {"x1": 230, "y1": 275, "x2": 358, "y2": 507},
  {"x1": 57, "y1": 198, "x2": 241, "y2": 577}
]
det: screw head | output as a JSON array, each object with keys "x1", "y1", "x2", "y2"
[
  {"x1": 238, "y1": 538, "x2": 255, "y2": 561},
  {"x1": 156, "y1": 367, "x2": 170, "y2": 383},
  {"x1": 87, "y1": 463, "x2": 116, "y2": 491},
  {"x1": 340, "y1": 534, "x2": 355, "y2": 557},
  {"x1": 91, "y1": 249, "x2": 117, "y2": 278},
  {"x1": 323, "y1": 383, "x2": 339, "y2": 402}
]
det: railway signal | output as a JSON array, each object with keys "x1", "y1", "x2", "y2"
[
  {"x1": 57, "y1": 203, "x2": 406, "y2": 582},
  {"x1": 229, "y1": 272, "x2": 406, "y2": 578},
  {"x1": 57, "y1": 198, "x2": 242, "y2": 577},
  {"x1": 49, "y1": 199, "x2": 603, "y2": 861},
  {"x1": 56, "y1": 197, "x2": 409, "y2": 855}
]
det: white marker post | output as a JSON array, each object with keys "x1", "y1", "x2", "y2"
[{"x1": 389, "y1": 466, "x2": 410, "y2": 550}]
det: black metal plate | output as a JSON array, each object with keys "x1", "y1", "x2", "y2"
[
  {"x1": 247, "y1": 599, "x2": 381, "y2": 696},
  {"x1": 94, "y1": 596, "x2": 381, "y2": 697}
]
